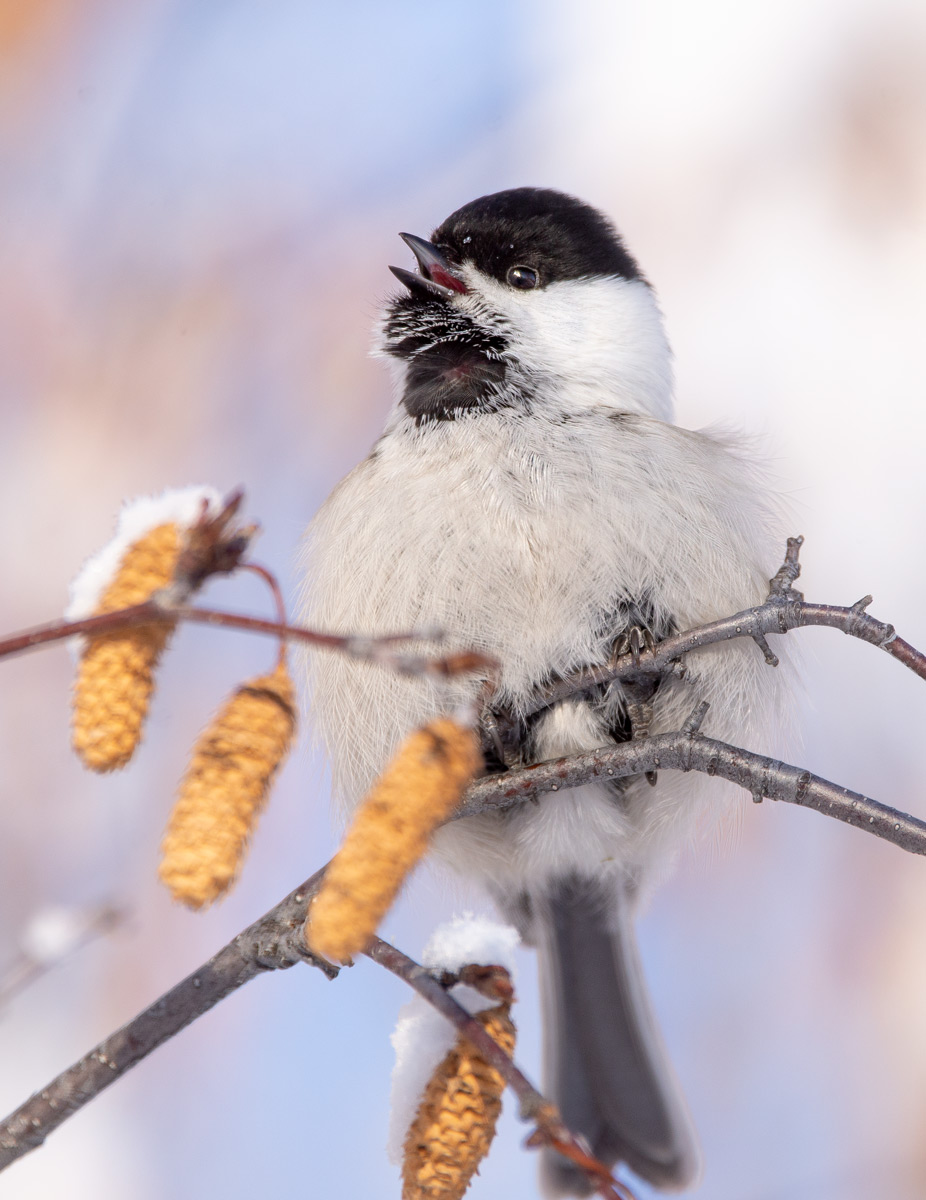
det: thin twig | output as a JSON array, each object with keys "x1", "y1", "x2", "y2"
[
  {"x1": 0, "y1": 602, "x2": 492, "y2": 678},
  {"x1": 523, "y1": 537, "x2": 925, "y2": 717},
  {"x1": 6, "y1": 536, "x2": 921, "y2": 699},
  {"x1": 240, "y1": 562, "x2": 289, "y2": 667},
  {"x1": 365, "y1": 937, "x2": 636, "y2": 1200},
  {"x1": 0, "y1": 906, "x2": 124, "y2": 1011},
  {"x1": 528, "y1": 597, "x2": 919, "y2": 713}
]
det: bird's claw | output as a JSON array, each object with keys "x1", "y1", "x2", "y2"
[
  {"x1": 480, "y1": 704, "x2": 525, "y2": 770},
  {"x1": 612, "y1": 624, "x2": 656, "y2": 666}
]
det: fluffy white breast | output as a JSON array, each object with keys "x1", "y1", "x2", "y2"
[{"x1": 300, "y1": 407, "x2": 787, "y2": 863}]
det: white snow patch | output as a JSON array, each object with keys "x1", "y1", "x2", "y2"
[
  {"x1": 387, "y1": 914, "x2": 519, "y2": 1163},
  {"x1": 419, "y1": 913, "x2": 520, "y2": 978},
  {"x1": 20, "y1": 905, "x2": 93, "y2": 964},
  {"x1": 66, "y1": 485, "x2": 223, "y2": 621}
]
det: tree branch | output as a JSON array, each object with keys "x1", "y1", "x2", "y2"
[
  {"x1": 0, "y1": 867, "x2": 333, "y2": 1172},
  {"x1": 522, "y1": 537, "x2": 926, "y2": 718},
  {"x1": 0, "y1": 872, "x2": 632, "y2": 1196},
  {"x1": 6, "y1": 537, "x2": 923, "y2": 701},
  {"x1": 463, "y1": 701, "x2": 926, "y2": 855},
  {"x1": 0, "y1": 601, "x2": 492, "y2": 678},
  {"x1": 5, "y1": 536, "x2": 926, "y2": 1185},
  {"x1": 6, "y1": 701, "x2": 926, "y2": 1175}
]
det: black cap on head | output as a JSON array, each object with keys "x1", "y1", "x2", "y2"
[{"x1": 431, "y1": 187, "x2": 645, "y2": 289}]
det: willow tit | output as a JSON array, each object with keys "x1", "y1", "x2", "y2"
[{"x1": 301, "y1": 188, "x2": 789, "y2": 1195}]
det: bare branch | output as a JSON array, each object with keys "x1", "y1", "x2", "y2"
[
  {"x1": 6, "y1": 701, "x2": 926, "y2": 1174},
  {"x1": 0, "y1": 602, "x2": 492, "y2": 679},
  {"x1": 3, "y1": 483, "x2": 489, "y2": 676},
  {"x1": 4, "y1": 535, "x2": 926, "y2": 1183},
  {"x1": 6, "y1": 536, "x2": 919, "y2": 703},
  {"x1": 0, "y1": 871, "x2": 634, "y2": 1196},
  {"x1": 523, "y1": 537, "x2": 926, "y2": 717},
  {"x1": 0, "y1": 868, "x2": 333, "y2": 1172},
  {"x1": 462, "y1": 711, "x2": 926, "y2": 856}
]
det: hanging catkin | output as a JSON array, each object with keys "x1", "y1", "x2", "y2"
[
  {"x1": 159, "y1": 661, "x2": 297, "y2": 908},
  {"x1": 402, "y1": 1003, "x2": 516, "y2": 1200},
  {"x1": 306, "y1": 717, "x2": 482, "y2": 963},
  {"x1": 72, "y1": 522, "x2": 180, "y2": 771}
]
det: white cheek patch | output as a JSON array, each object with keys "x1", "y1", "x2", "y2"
[{"x1": 459, "y1": 270, "x2": 675, "y2": 421}]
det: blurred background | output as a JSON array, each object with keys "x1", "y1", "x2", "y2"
[{"x1": 1, "y1": 1, "x2": 926, "y2": 1197}]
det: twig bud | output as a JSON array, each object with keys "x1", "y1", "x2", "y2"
[
  {"x1": 158, "y1": 661, "x2": 297, "y2": 908},
  {"x1": 402, "y1": 1003, "x2": 516, "y2": 1200},
  {"x1": 306, "y1": 718, "x2": 482, "y2": 963}
]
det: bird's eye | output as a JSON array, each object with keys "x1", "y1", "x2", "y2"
[{"x1": 506, "y1": 265, "x2": 539, "y2": 290}]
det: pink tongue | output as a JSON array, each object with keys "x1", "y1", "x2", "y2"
[{"x1": 429, "y1": 265, "x2": 468, "y2": 294}]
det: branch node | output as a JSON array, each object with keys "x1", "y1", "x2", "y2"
[
  {"x1": 751, "y1": 633, "x2": 779, "y2": 667},
  {"x1": 303, "y1": 951, "x2": 340, "y2": 980},
  {"x1": 236, "y1": 923, "x2": 340, "y2": 980},
  {"x1": 767, "y1": 535, "x2": 805, "y2": 601},
  {"x1": 843, "y1": 594, "x2": 896, "y2": 647},
  {"x1": 681, "y1": 701, "x2": 710, "y2": 737}
]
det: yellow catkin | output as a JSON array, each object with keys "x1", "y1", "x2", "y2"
[
  {"x1": 306, "y1": 718, "x2": 482, "y2": 963},
  {"x1": 402, "y1": 1004, "x2": 516, "y2": 1200},
  {"x1": 158, "y1": 661, "x2": 297, "y2": 909},
  {"x1": 72, "y1": 522, "x2": 180, "y2": 771}
]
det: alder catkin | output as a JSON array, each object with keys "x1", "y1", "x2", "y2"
[
  {"x1": 306, "y1": 717, "x2": 482, "y2": 963},
  {"x1": 72, "y1": 522, "x2": 180, "y2": 771},
  {"x1": 158, "y1": 661, "x2": 297, "y2": 909},
  {"x1": 402, "y1": 1004, "x2": 516, "y2": 1200}
]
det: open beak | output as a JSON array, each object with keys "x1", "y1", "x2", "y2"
[{"x1": 389, "y1": 233, "x2": 469, "y2": 299}]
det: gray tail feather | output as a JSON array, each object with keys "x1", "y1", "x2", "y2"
[{"x1": 535, "y1": 876, "x2": 700, "y2": 1196}]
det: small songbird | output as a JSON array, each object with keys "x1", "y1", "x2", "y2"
[{"x1": 300, "y1": 188, "x2": 789, "y2": 1195}]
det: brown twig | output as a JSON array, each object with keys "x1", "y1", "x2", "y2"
[
  {"x1": 241, "y1": 562, "x2": 289, "y2": 666},
  {"x1": 8, "y1": 535, "x2": 918, "y2": 699},
  {"x1": 0, "y1": 601, "x2": 494, "y2": 678},
  {"x1": 365, "y1": 937, "x2": 636, "y2": 1200}
]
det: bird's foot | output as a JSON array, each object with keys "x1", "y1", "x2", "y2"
[
  {"x1": 611, "y1": 623, "x2": 656, "y2": 666},
  {"x1": 624, "y1": 692, "x2": 658, "y2": 787}
]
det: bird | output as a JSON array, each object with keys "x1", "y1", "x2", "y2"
[{"x1": 299, "y1": 187, "x2": 790, "y2": 1195}]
